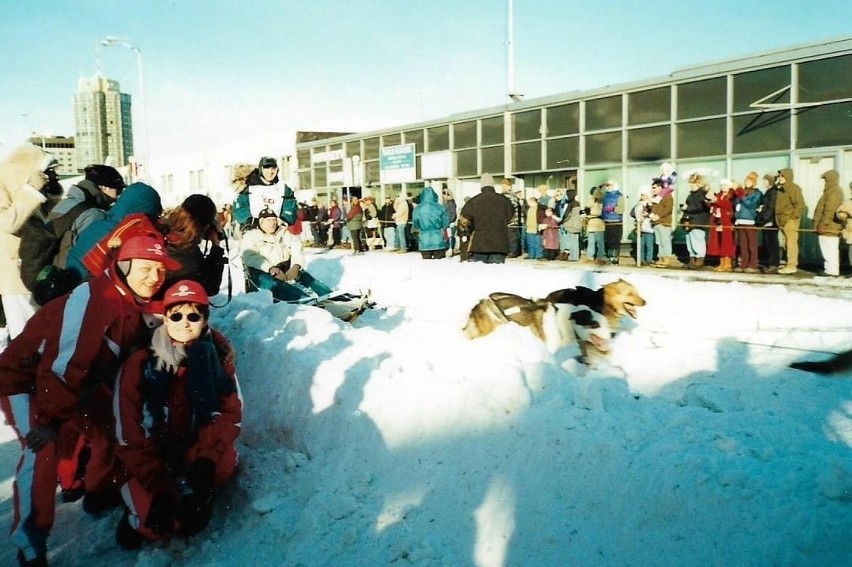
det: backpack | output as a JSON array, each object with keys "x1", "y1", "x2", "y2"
[{"x1": 17, "y1": 199, "x2": 96, "y2": 296}]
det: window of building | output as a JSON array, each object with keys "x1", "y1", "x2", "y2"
[
  {"x1": 299, "y1": 171, "x2": 311, "y2": 189},
  {"x1": 363, "y1": 137, "x2": 380, "y2": 160},
  {"x1": 732, "y1": 111, "x2": 790, "y2": 153},
  {"x1": 676, "y1": 118, "x2": 726, "y2": 158},
  {"x1": 545, "y1": 136, "x2": 579, "y2": 170},
  {"x1": 627, "y1": 125, "x2": 670, "y2": 162},
  {"x1": 585, "y1": 95, "x2": 622, "y2": 131},
  {"x1": 512, "y1": 109, "x2": 541, "y2": 142},
  {"x1": 365, "y1": 161, "x2": 380, "y2": 185},
  {"x1": 512, "y1": 141, "x2": 541, "y2": 172},
  {"x1": 329, "y1": 162, "x2": 343, "y2": 186},
  {"x1": 297, "y1": 149, "x2": 310, "y2": 168},
  {"x1": 733, "y1": 66, "x2": 790, "y2": 112},
  {"x1": 481, "y1": 115, "x2": 504, "y2": 146},
  {"x1": 797, "y1": 102, "x2": 852, "y2": 149},
  {"x1": 454, "y1": 121, "x2": 477, "y2": 149},
  {"x1": 481, "y1": 145, "x2": 504, "y2": 175},
  {"x1": 428, "y1": 125, "x2": 450, "y2": 152},
  {"x1": 585, "y1": 131, "x2": 622, "y2": 164},
  {"x1": 628, "y1": 87, "x2": 671, "y2": 126},
  {"x1": 798, "y1": 54, "x2": 852, "y2": 103},
  {"x1": 456, "y1": 149, "x2": 477, "y2": 177},
  {"x1": 313, "y1": 166, "x2": 327, "y2": 187},
  {"x1": 403, "y1": 129, "x2": 424, "y2": 153},
  {"x1": 546, "y1": 103, "x2": 579, "y2": 137},
  {"x1": 346, "y1": 141, "x2": 360, "y2": 158},
  {"x1": 382, "y1": 133, "x2": 401, "y2": 147},
  {"x1": 677, "y1": 77, "x2": 726, "y2": 120}
]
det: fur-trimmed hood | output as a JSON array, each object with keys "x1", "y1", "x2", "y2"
[{"x1": 0, "y1": 143, "x2": 50, "y2": 195}]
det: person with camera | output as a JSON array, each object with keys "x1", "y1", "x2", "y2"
[
  {"x1": 0, "y1": 143, "x2": 62, "y2": 339},
  {"x1": 160, "y1": 194, "x2": 227, "y2": 298}
]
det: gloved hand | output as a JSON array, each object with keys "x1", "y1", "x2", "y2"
[
  {"x1": 269, "y1": 266, "x2": 286, "y2": 280},
  {"x1": 178, "y1": 491, "x2": 213, "y2": 536},
  {"x1": 186, "y1": 458, "x2": 216, "y2": 497},
  {"x1": 145, "y1": 492, "x2": 176, "y2": 536},
  {"x1": 27, "y1": 170, "x2": 48, "y2": 192},
  {"x1": 284, "y1": 264, "x2": 301, "y2": 282}
]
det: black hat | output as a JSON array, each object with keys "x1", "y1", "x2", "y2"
[
  {"x1": 258, "y1": 156, "x2": 278, "y2": 169},
  {"x1": 84, "y1": 164, "x2": 126, "y2": 191},
  {"x1": 257, "y1": 207, "x2": 278, "y2": 219},
  {"x1": 182, "y1": 194, "x2": 217, "y2": 227}
]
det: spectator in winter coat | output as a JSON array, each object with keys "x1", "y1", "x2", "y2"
[
  {"x1": 442, "y1": 189, "x2": 458, "y2": 255},
  {"x1": 733, "y1": 172, "x2": 764, "y2": 273},
  {"x1": 315, "y1": 201, "x2": 329, "y2": 248},
  {"x1": 378, "y1": 196, "x2": 396, "y2": 250},
  {"x1": 327, "y1": 199, "x2": 343, "y2": 248},
  {"x1": 459, "y1": 174, "x2": 515, "y2": 264},
  {"x1": 113, "y1": 279, "x2": 242, "y2": 549},
  {"x1": 361, "y1": 196, "x2": 381, "y2": 249},
  {"x1": 160, "y1": 194, "x2": 227, "y2": 297},
  {"x1": 346, "y1": 196, "x2": 366, "y2": 254},
  {"x1": 524, "y1": 196, "x2": 544, "y2": 260},
  {"x1": 681, "y1": 174, "x2": 712, "y2": 269},
  {"x1": 585, "y1": 186, "x2": 606, "y2": 264},
  {"x1": 756, "y1": 173, "x2": 781, "y2": 273},
  {"x1": 411, "y1": 186, "x2": 450, "y2": 259},
  {"x1": 631, "y1": 186, "x2": 655, "y2": 264},
  {"x1": 774, "y1": 167, "x2": 805, "y2": 274},
  {"x1": 540, "y1": 207, "x2": 560, "y2": 260},
  {"x1": 601, "y1": 180, "x2": 625, "y2": 264},
  {"x1": 0, "y1": 144, "x2": 61, "y2": 338},
  {"x1": 392, "y1": 193, "x2": 409, "y2": 251},
  {"x1": 66, "y1": 182, "x2": 163, "y2": 281},
  {"x1": 708, "y1": 182, "x2": 737, "y2": 272},
  {"x1": 0, "y1": 235, "x2": 179, "y2": 566},
  {"x1": 560, "y1": 189, "x2": 583, "y2": 262},
  {"x1": 649, "y1": 179, "x2": 677, "y2": 268},
  {"x1": 812, "y1": 169, "x2": 845, "y2": 276},
  {"x1": 835, "y1": 183, "x2": 852, "y2": 270}
]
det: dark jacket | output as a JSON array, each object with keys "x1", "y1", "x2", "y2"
[
  {"x1": 412, "y1": 187, "x2": 449, "y2": 251},
  {"x1": 682, "y1": 188, "x2": 711, "y2": 230},
  {"x1": 459, "y1": 186, "x2": 514, "y2": 255}
]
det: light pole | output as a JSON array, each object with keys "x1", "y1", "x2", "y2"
[{"x1": 100, "y1": 36, "x2": 149, "y2": 177}]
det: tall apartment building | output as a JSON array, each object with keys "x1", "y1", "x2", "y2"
[
  {"x1": 73, "y1": 75, "x2": 133, "y2": 171},
  {"x1": 27, "y1": 135, "x2": 76, "y2": 177}
]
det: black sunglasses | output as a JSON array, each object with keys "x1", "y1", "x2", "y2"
[{"x1": 167, "y1": 312, "x2": 204, "y2": 323}]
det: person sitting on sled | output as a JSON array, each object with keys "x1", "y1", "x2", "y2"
[
  {"x1": 241, "y1": 207, "x2": 370, "y2": 320},
  {"x1": 112, "y1": 279, "x2": 242, "y2": 549}
]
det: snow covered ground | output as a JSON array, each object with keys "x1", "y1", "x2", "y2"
[{"x1": 2, "y1": 248, "x2": 851, "y2": 566}]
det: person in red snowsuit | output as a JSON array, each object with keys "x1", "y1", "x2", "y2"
[
  {"x1": 707, "y1": 184, "x2": 737, "y2": 272},
  {"x1": 0, "y1": 235, "x2": 179, "y2": 567},
  {"x1": 113, "y1": 279, "x2": 242, "y2": 549}
]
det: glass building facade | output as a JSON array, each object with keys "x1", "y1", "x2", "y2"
[{"x1": 295, "y1": 38, "x2": 852, "y2": 261}]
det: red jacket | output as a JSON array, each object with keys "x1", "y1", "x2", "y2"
[
  {"x1": 114, "y1": 329, "x2": 242, "y2": 494},
  {"x1": 0, "y1": 268, "x2": 151, "y2": 426}
]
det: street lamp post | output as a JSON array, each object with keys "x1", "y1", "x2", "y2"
[{"x1": 100, "y1": 36, "x2": 149, "y2": 178}]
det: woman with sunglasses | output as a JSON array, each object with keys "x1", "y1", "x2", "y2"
[{"x1": 112, "y1": 279, "x2": 242, "y2": 549}]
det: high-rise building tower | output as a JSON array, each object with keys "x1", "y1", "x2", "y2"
[{"x1": 73, "y1": 75, "x2": 133, "y2": 170}]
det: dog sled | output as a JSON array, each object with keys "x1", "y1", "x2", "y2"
[{"x1": 245, "y1": 267, "x2": 373, "y2": 322}]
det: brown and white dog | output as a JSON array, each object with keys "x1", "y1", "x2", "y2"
[
  {"x1": 463, "y1": 292, "x2": 614, "y2": 363},
  {"x1": 545, "y1": 279, "x2": 646, "y2": 332},
  {"x1": 462, "y1": 279, "x2": 646, "y2": 364}
]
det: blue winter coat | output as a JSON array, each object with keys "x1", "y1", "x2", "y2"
[
  {"x1": 412, "y1": 187, "x2": 449, "y2": 251},
  {"x1": 66, "y1": 182, "x2": 163, "y2": 279}
]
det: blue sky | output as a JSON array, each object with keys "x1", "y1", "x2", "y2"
[{"x1": 2, "y1": 0, "x2": 850, "y2": 160}]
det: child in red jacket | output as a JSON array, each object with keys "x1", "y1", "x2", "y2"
[{"x1": 113, "y1": 280, "x2": 242, "y2": 549}]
